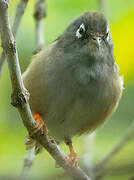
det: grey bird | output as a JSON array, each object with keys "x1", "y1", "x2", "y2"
[{"x1": 23, "y1": 11, "x2": 123, "y2": 166}]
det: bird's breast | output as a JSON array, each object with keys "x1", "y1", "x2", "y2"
[
  {"x1": 45, "y1": 62, "x2": 123, "y2": 140},
  {"x1": 70, "y1": 62, "x2": 123, "y2": 135}
]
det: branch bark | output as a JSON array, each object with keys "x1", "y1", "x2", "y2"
[
  {"x1": 0, "y1": 1, "x2": 91, "y2": 180},
  {"x1": 0, "y1": 0, "x2": 28, "y2": 78}
]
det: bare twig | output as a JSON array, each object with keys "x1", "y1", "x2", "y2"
[
  {"x1": 94, "y1": 121, "x2": 134, "y2": 178},
  {"x1": 20, "y1": 147, "x2": 35, "y2": 180},
  {"x1": 12, "y1": 0, "x2": 28, "y2": 37},
  {"x1": 0, "y1": 50, "x2": 6, "y2": 77},
  {"x1": 20, "y1": 0, "x2": 46, "y2": 178},
  {"x1": 33, "y1": 0, "x2": 46, "y2": 54},
  {"x1": 95, "y1": 161, "x2": 134, "y2": 180},
  {"x1": 0, "y1": 1, "x2": 91, "y2": 180},
  {"x1": 0, "y1": 0, "x2": 28, "y2": 79},
  {"x1": 98, "y1": 0, "x2": 107, "y2": 16},
  {"x1": 81, "y1": 133, "x2": 96, "y2": 179}
]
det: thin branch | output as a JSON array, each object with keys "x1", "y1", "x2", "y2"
[
  {"x1": 20, "y1": 147, "x2": 35, "y2": 180},
  {"x1": 98, "y1": 0, "x2": 107, "y2": 16},
  {"x1": 0, "y1": 1, "x2": 91, "y2": 180},
  {"x1": 20, "y1": 0, "x2": 46, "y2": 178},
  {"x1": 95, "y1": 161, "x2": 134, "y2": 180},
  {"x1": 0, "y1": 0, "x2": 28, "y2": 79},
  {"x1": 0, "y1": 50, "x2": 6, "y2": 77},
  {"x1": 33, "y1": 0, "x2": 46, "y2": 54},
  {"x1": 81, "y1": 132, "x2": 96, "y2": 179},
  {"x1": 12, "y1": 0, "x2": 28, "y2": 37},
  {"x1": 94, "y1": 121, "x2": 134, "y2": 177}
]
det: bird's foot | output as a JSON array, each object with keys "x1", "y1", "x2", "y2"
[
  {"x1": 56, "y1": 152, "x2": 78, "y2": 168},
  {"x1": 33, "y1": 113, "x2": 48, "y2": 135},
  {"x1": 66, "y1": 142, "x2": 78, "y2": 168},
  {"x1": 25, "y1": 135, "x2": 36, "y2": 150},
  {"x1": 67, "y1": 151, "x2": 78, "y2": 168}
]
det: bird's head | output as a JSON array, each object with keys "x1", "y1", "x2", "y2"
[{"x1": 57, "y1": 11, "x2": 114, "y2": 63}]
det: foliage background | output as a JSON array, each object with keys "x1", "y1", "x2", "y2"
[{"x1": 0, "y1": 0, "x2": 134, "y2": 179}]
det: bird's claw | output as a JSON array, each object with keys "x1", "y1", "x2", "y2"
[
  {"x1": 33, "y1": 113, "x2": 48, "y2": 135},
  {"x1": 66, "y1": 151, "x2": 78, "y2": 168}
]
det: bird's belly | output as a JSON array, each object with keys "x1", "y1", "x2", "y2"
[{"x1": 45, "y1": 77, "x2": 122, "y2": 142}]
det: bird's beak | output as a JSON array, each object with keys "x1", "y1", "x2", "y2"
[{"x1": 91, "y1": 37, "x2": 101, "y2": 49}]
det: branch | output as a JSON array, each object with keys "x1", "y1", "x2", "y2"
[
  {"x1": 81, "y1": 133, "x2": 96, "y2": 179},
  {"x1": 95, "y1": 161, "x2": 134, "y2": 180},
  {"x1": 20, "y1": 0, "x2": 46, "y2": 178},
  {"x1": 33, "y1": 0, "x2": 46, "y2": 54},
  {"x1": 12, "y1": 0, "x2": 28, "y2": 37},
  {"x1": 94, "y1": 121, "x2": 134, "y2": 179},
  {"x1": 0, "y1": 50, "x2": 6, "y2": 77},
  {"x1": 0, "y1": 1, "x2": 91, "y2": 180},
  {"x1": 98, "y1": 0, "x2": 107, "y2": 16},
  {"x1": 0, "y1": 0, "x2": 28, "y2": 78},
  {"x1": 20, "y1": 147, "x2": 35, "y2": 180}
]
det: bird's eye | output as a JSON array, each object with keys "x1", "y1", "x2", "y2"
[
  {"x1": 106, "y1": 32, "x2": 108, "y2": 37},
  {"x1": 76, "y1": 23, "x2": 85, "y2": 39},
  {"x1": 102, "y1": 31, "x2": 109, "y2": 41},
  {"x1": 79, "y1": 27, "x2": 84, "y2": 34},
  {"x1": 106, "y1": 31, "x2": 110, "y2": 41},
  {"x1": 104, "y1": 27, "x2": 110, "y2": 41}
]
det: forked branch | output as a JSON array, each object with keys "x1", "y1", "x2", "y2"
[
  {"x1": 0, "y1": 1, "x2": 91, "y2": 180},
  {"x1": 0, "y1": 0, "x2": 29, "y2": 78}
]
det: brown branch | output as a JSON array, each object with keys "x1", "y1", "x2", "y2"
[
  {"x1": 0, "y1": 1, "x2": 91, "y2": 180},
  {"x1": 0, "y1": 0, "x2": 28, "y2": 79}
]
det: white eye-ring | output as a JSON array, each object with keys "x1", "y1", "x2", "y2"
[
  {"x1": 76, "y1": 23, "x2": 85, "y2": 38},
  {"x1": 106, "y1": 27, "x2": 110, "y2": 41}
]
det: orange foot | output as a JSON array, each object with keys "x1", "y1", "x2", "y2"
[
  {"x1": 33, "y1": 113, "x2": 48, "y2": 135},
  {"x1": 66, "y1": 142, "x2": 78, "y2": 168}
]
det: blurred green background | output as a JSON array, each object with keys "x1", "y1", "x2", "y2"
[{"x1": 0, "y1": 0, "x2": 134, "y2": 180}]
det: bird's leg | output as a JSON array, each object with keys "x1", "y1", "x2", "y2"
[
  {"x1": 25, "y1": 113, "x2": 48, "y2": 149},
  {"x1": 33, "y1": 113, "x2": 48, "y2": 135},
  {"x1": 65, "y1": 138, "x2": 78, "y2": 167},
  {"x1": 67, "y1": 142, "x2": 78, "y2": 167}
]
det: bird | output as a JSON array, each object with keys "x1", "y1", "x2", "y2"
[{"x1": 23, "y1": 11, "x2": 123, "y2": 167}]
